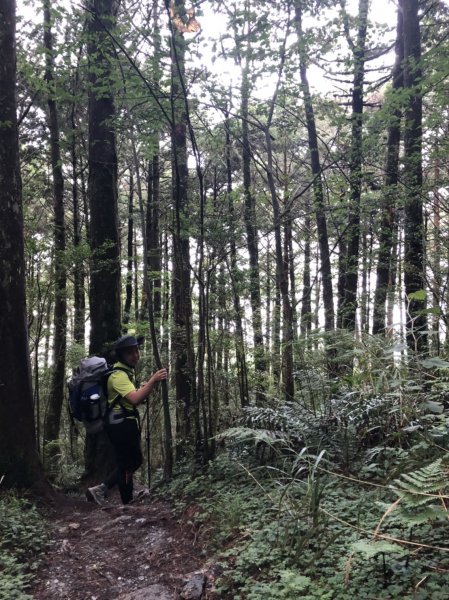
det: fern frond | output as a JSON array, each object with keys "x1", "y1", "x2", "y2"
[
  {"x1": 377, "y1": 459, "x2": 449, "y2": 529},
  {"x1": 216, "y1": 426, "x2": 289, "y2": 447},
  {"x1": 399, "y1": 506, "x2": 447, "y2": 526},
  {"x1": 391, "y1": 459, "x2": 447, "y2": 504}
]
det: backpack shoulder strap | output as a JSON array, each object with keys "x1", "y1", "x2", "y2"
[
  {"x1": 105, "y1": 367, "x2": 136, "y2": 413},
  {"x1": 111, "y1": 366, "x2": 133, "y2": 378}
]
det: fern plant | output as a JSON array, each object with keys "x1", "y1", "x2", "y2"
[
  {"x1": 384, "y1": 458, "x2": 449, "y2": 526},
  {"x1": 351, "y1": 458, "x2": 449, "y2": 587}
]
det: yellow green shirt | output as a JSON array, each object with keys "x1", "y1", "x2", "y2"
[{"x1": 107, "y1": 361, "x2": 137, "y2": 413}]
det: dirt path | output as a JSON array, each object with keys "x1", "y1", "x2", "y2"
[{"x1": 31, "y1": 492, "x2": 211, "y2": 600}]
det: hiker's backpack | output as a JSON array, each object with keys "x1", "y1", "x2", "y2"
[{"x1": 68, "y1": 357, "x2": 111, "y2": 434}]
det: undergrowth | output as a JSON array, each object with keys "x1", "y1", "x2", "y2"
[
  {"x1": 159, "y1": 336, "x2": 449, "y2": 599},
  {"x1": 162, "y1": 453, "x2": 449, "y2": 599},
  {"x1": 0, "y1": 493, "x2": 49, "y2": 600}
]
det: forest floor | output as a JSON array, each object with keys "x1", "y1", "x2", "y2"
[{"x1": 30, "y1": 488, "x2": 215, "y2": 600}]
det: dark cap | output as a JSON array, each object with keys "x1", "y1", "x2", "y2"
[{"x1": 115, "y1": 335, "x2": 142, "y2": 351}]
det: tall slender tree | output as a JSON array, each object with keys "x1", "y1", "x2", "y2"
[
  {"x1": 129, "y1": 132, "x2": 173, "y2": 480},
  {"x1": 123, "y1": 172, "x2": 134, "y2": 326},
  {"x1": 372, "y1": 0, "x2": 404, "y2": 335},
  {"x1": 226, "y1": 0, "x2": 267, "y2": 400},
  {"x1": 402, "y1": 0, "x2": 427, "y2": 352},
  {"x1": 263, "y1": 21, "x2": 294, "y2": 401},
  {"x1": 224, "y1": 106, "x2": 249, "y2": 407},
  {"x1": 338, "y1": 0, "x2": 370, "y2": 330},
  {"x1": 168, "y1": 0, "x2": 198, "y2": 455},
  {"x1": 71, "y1": 83, "x2": 86, "y2": 346},
  {"x1": 146, "y1": 0, "x2": 163, "y2": 332},
  {"x1": 294, "y1": 1, "x2": 334, "y2": 333},
  {"x1": 42, "y1": 0, "x2": 68, "y2": 468}
]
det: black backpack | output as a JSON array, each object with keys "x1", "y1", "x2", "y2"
[{"x1": 68, "y1": 357, "x2": 112, "y2": 433}]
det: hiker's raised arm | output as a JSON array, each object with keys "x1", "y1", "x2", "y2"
[{"x1": 125, "y1": 368, "x2": 168, "y2": 405}]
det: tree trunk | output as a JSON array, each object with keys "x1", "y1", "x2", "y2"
[
  {"x1": 372, "y1": 0, "x2": 404, "y2": 335},
  {"x1": 197, "y1": 181, "x2": 208, "y2": 460},
  {"x1": 287, "y1": 215, "x2": 298, "y2": 346},
  {"x1": 402, "y1": 0, "x2": 427, "y2": 353},
  {"x1": 130, "y1": 128, "x2": 173, "y2": 481},
  {"x1": 431, "y1": 169, "x2": 441, "y2": 355},
  {"x1": 386, "y1": 228, "x2": 399, "y2": 336},
  {"x1": 70, "y1": 33, "x2": 85, "y2": 347},
  {"x1": 0, "y1": 0, "x2": 43, "y2": 488},
  {"x1": 145, "y1": 2, "x2": 162, "y2": 330},
  {"x1": 294, "y1": 1, "x2": 334, "y2": 332},
  {"x1": 123, "y1": 172, "x2": 134, "y2": 326},
  {"x1": 227, "y1": 1, "x2": 266, "y2": 400},
  {"x1": 71, "y1": 98, "x2": 86, "y2": 347},
  {"x1": 43, "y1": 0, "x2": 67, "y2": 471},
  {"x1": 272, "y1": 283, "x2": 281, "y2": 382},
  {"x1": 169, "y1": 0, "x2": 198, "y2": 457},
  {"x1": 44, "y1": 292, "x2": 53, "y2": 369},
  {"x1": 360, "y1": 222, "x2": 373, "y2": 335},
  {"x1": 265, "y1": 241, "x2": 272, "y2": 365},
  {"x1": 146, "y1": 152, "x2": 162, "y2": 327},
  {"x1": 301, "y1": 198, "x2": 312, "y2": 336},
  {"x1": 264, "y1": 26, "x2": 294, "y2": 402},
  {"x1": 225, "y1": 110, "x2": 249, "y2": 407},
  {"x1": 241, "y1": 60, "x2": 266, "y2": 400},
  {"x1": 85, "y1": 0, "x2": 121, "y2": 479},
  {"x1": 265, "y1": 125, "x2": 294, "y2": 401},
  {"x1": 87, "y1": 0, "x2": 121, "y2": 356},
  {"x1": 339, "y1": 0, "x2": 369, "y2": 330}
]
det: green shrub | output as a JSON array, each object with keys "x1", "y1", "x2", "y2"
[{"x1": 0, "y1": 493, "x2": 49, "y2": 600}]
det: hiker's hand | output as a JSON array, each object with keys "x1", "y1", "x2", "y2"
[
  {"x1": 150, "y1": 368, "x2": 167, "y2": 384},
  {"x1": 130, "y1": 369, "x2": 168, "y2": 404}
]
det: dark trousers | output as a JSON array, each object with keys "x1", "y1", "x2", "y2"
[{"x1": 104, "y1": 418, "x2": 142, "y2": 504}]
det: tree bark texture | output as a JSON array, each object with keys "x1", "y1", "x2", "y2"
[
  {"x1": 170, "y1": 0, "x2": 197, "y2": 455},
  {"x1": 130, "y1": 126, "x2": 173, "y2": 481},
  {"x1": 0, "y1": 0, "x2": 43, "y2": 487},
  {"x1": 295, "y1": 1, "x2": 335, "y2": 332},
  {"x1": 265, "y1": 126, "x2": 294, "y2": 401},
  {"x1": 71, "y1": 94, "x2": 86, "y2": 346},
  {"x1": 402, "y1": 0, "x2": 427, "y2": 352},
  {"x1": 123, "y1": 172, "x2": 134, "y2": 326},
  {"x1": 372, "y1": 0, "x2": 404, "y2": 335},
  {"x1": 301, "y1": 196, "x2": 312, "y2": 336},
  {"x1": 339, "y1": 0, "x2": 369, "y2": 330},
  {"x1": 43, "y1": 0, "x2": 68, "y2": 467},
  {"x1": 146, "y1": 1, "x2": 162, "y2": 329},
  {"x1": 85, "y1": 0, "x2": 121, "y2": 479},
  {"x1": 225, "y1": 111, "x2": 249, "y2": 407},
  {"x1": 87, "y1": 0, "x2": 121, "y2": 356},
  {"x1": 146, "y1": 152, "x2": 162, "y2": 327},
  {"x1": 241, "y1": 61, "x2": 267, "y2": 397}
]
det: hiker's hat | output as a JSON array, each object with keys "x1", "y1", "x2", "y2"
[{"x1": 115, "y1": 335, "x2": 143, "y2": 351}]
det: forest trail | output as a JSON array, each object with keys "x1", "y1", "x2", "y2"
[{"x1": 31, "y1": 491, "x2": 211, "y2": 600}]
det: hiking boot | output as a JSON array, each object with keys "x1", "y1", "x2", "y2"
[{"x1": 86, "y1": 483, "x2": 108, "y2": 506}]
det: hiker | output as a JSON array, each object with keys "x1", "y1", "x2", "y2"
[{"x1": 86, "y1": 335, "x2": 167, "y2": 505}]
